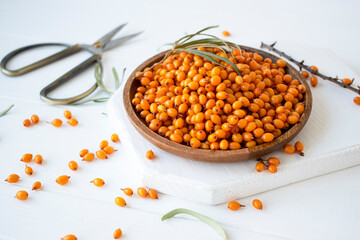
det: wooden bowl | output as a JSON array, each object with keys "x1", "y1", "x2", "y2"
[{"x1": 123, "y1": 46, "x2": 312, "y2": 163}]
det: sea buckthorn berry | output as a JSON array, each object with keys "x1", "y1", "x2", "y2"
[
  {"x1": 34, "y1": 155, "x2": 43, "y2": 164},
  {"x1": 276, "y1": 59, "x2": 286, "y2": 68},
  {"x1": 252, "y1": 199, "x2": 263, "y2": 210},
  {"x1": 228, "y1": 201, "x2": 245, "y2": 211},
  {"x1": 283, "y1": 144, "x2": 295, "y2": 154},
  {"x1": 137, "y1": 187, "x2": 148, "y2": 198},
  {"x1": 96, "y1": 150, "x2": 108, "y2": 159},
  {"x1": 354, "y1": 96, "x2": 360, "y2": 105},
  {"x1": 56, "y1": 175, "x2": 70, "y2": 185},
  {"x1": 15, "y1": 190, "x2": 28, "y2": 200},
  {"x1": 51, "y1": 118, "x2": 62, "y2": 127},
  {"x1": 100, "y1": 140, "x2": 109, "y2": 149},
  {"x1": 68, "y1": 161, "x2": 78, "y2": 171},
  {"x1": 267, "y1": 157, "x2": 280, "y2": 166},
  {"x1": 61, "y1": 234, "x2": 77, "y2": 240},
  {"x1": 83, "y1": 152, "x2": 95, "y2": 162},
  {"x1": 32, "y1": 181, "x2": 41, "y2": 190},
  {"x1": 104, "y1": 146, "x2": 115, "y2": 154},
  {"x1": 91, "y1": 178, "x2": 105, "y2": 187},
  {"x1": 68, "y1": 118, "x2": 78, "y2": 126},
  {"x1": 294, "y1": 141, "x2": 304, "y2": 156},
  {"x1": 79, "y1": 149, "x2": 89, "y2": 158},
  {"x1": 342, "y1": 78, "x2": 352, "y2": 85},
  {"x1": 31, "y1": 115, "x2": 39, "y2": 124},
  {"x1": 121, "y1": 188, "x2": 133, "y2": 196},
  {"x1": 310, "y1": 65, "x2": 318, "y2": 72},
  {"x1": 21, "y1": 153, "x2": 32, "y2": 163},
  {"x1": 111, "y1": 133, "x2": 119, "y2": 142},
  {"x1": 146, "y1": 150, "x2": 154, "y2": 160},
  {"x1": 310, "y1": 76, "x2": 318, "y2": 87},
  {"x1": 255, "y1": 162, "x2": 265, "y2": 172},
  {"x1": 113, "y1": 228, "x2": 122, "y2": 239},
  {"x1": 63, "y1": 110, "x2": 72, "y2": 119},
  {"x1": 301, "y1": 71, "x2": 309, "y2": 79},
  {"x1": 268, "y1": 164, "x2": 277, "y2": 173},
  {"x1": 222, "y1": 30, "x2": 230, "y2": 37},
  {"x1": 261, "y1": 133, "x2": 274, "y2": 143},
  {"x1": 148, "y1": 189, "x2": 158, "y2": 199},
  {"x1": 23, "y1": 119, "x2": 31, "y2": 127},
  {"x1": 5, "y1": 174, "x2": 20, "y2": 183},
  {"x1": 25, "y1": 166, "x2": 33, "y2": 175}
]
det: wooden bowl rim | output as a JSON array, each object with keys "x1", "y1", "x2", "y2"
[{"x1": 123, "y1": 45, "x2": 312, "y2": 163}]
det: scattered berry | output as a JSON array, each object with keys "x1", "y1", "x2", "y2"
[
  {"x1": 342, "y1": 78, "x2": 352, "y2": 85},
  {"x1": 148, "y1": 189, "x2": 158, "y2": 199},
  {"x1": 137, "y1": 187, "x2": 148, "y2": 198},
  {"x1": 83, "y1": 152, "x2": 95, "y2": 162},
  {"x1": 267, "y1": 164, "x2": 277, "y2": 173},
  {"x1": 228, "y1": 201, "x2": 245, "y2": 210},
  {"x1": 104, "y1": 146, "x2": 115, "y2": 154},
  {"x1": 252, "y1": 199, "x2": 263, "y2": 210},
  {"x1": 31, "y1": 115, "x2": 39, "y2": 124},
  {"x1": 56, "y1": 175, "x2": 70, "y2": 185},
  {"x1": 115, "y1": 197, "x2": 126, "y2": 207},
  {"x1": 25, "y1": 165, "x2": 33, "y2": 175},
  {"x1": 96, "y1": 150, "x2": 107, "y2": 159},
  {"x1": 310, "y1": 76, "x2": 318, "y2": 87},
  {"x1": 121, "y1": 188, "x2": 133, "y2": 196},
  {"x1": 91, "y1": 178, "x2": 105, "y2": 187},
  {"x1": 79, "y1": 149, "x2": 89, "y2": 158},
  {"x1": 51, "y1": 118, "x2": 62, "y2": 127},
  {"x1": 222, "y1": 31, "x2": 230, "y2": 37},
  {"x1": 255, "y1": 162, "x2": 265, "y2": 172},
  {"x1": 68, "y1": 118, "x2": 78, "y2": 126},
  {"x1": 267, "y1": 157, "x2": 280, "y2": 166},
  {"x1": 5, "y1": 174, "x2": 20, "y2": 183},
  {"x1": 68, "y1": 161, "x2": 78, "y2": 171},
  {"x1": 354, "y1": 96, "x2": 360, "y2": 105},
  {"x1": 111, "y1": 133, "x2": 119, "y2": 142},
  {"x1": 99, "y1": 140, "x2": 109, "y2": 149},
  {"x1": 61, "y1": 234, "x2": 77, "y2": 240},
  {"x1": 301, "y1": 71, "x2": 309, "y2": 79},
  {"x1": 63, "y1": 110, "x2": 72, "y2": 119},
  {"x1": 32, "y1": 181, "x2": 41, "y2": 190},
  {"x1": 283, "y1": 144, "x2": 296, "y2": 154},
  {"x1": 15, "y1": 190, "x2": 28, "y2": 200},
  {"x1": 34, "y1": 154, "x2": 43, "y2": 164},
  {"x1": 146, "y1": 150, "x2": 154, "y2": 160},
  {"x1": 21, "y1": 153, "x2": 33, "y2": 163},
  {"x1": 294, "y1": 141, "x2": 304, "y2": 156},
  {"x1": 113, "y1": 228, "x2": 122, "y2": 239},
  {"x1": 23, "y1": 119, "x2": 31, "y2": 127}
]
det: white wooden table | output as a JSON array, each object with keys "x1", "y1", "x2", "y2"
[{"x1": 1, "y1": 0, "x2": 359, "y2": 239}]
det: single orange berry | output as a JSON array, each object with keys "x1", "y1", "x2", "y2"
[
  {"x1": 31, "y1": 115, "x2": 39, "y2": 124},
  {"x1": 137, "y1": 187, "x2": 148, "y2": 198},
  {"x1": 79, "y1": 149, "x2": 89, "y2": 158},
  {"x1": 99, "y1": 140, "x2": 109, "y2": 149},
  {"x1": 222, "y1": 30, "x2": 230, "y2": 37},
  {"x1": 51, "y1": 118, "x2": 62, "y2": 127},
  {"x1": 25, "y1": 165, "x2": 33, "y2": 175},
  {"x1": 255, "y1": 162, "x2": 265, "y2": 172},
  {"x1": 32, "y1": 181, "x2": 41, "y2": 190},
  {"x1": 252, "y1": 199, "x2": 263, "y2": 210},
  {"x1": 21, "y1": 153, "x2": 33, "y2": 163},
  {"x1": 5, "y1": 174, "x2": 20, "y2": 183},
  {"x1": 115, "y1": 197, "x2": 126, "y2": 207},
  {"x1": 267, "y1": 164, "x2": 277, "y2": 173},
  {"x1": 267, "y1": 157, "x2": 280, "y2": 166},
  {"x1": 310, "y1": 76, "x2": 318, "y2": 87},
  {"x1": 283, "y1": 144, "x2": 295, "y2": 154},
  {"x1": 56, "y1": 175, "x2": 70, "y2": 185},
  {"x1": 111, "y1": 133, "x2": 119, "y2": 142},
  {"x1": 68, "y1": 161, "x2": 78, "y2": 171},
  {"x1": 342, "y1": 78, "x2": 352, "y2": 85},
  {"x1": 96, "y1": 150, "x2": 107, "y2": 159},
  {"x1": 294, "y1": 141, "x2": 304, "y2": 156},
  {"x1": 354, "y1": 96, "x2": 360, "y2": 105},
  {"x1": 121, "y1": 188, "x2": 133, "y2": 196},
  {"x1": 83, "y1": 152, "x2": 95, "y2": 162},
  {"x1": 104, "y1": 146, "x2": 115, "y2": 154},
  {"x1": 301, "y1": 71, "x2": 309, "y2": 79},
  {"x1": 15, "y1": 190, "x2": 28, "y2": 200},
  {"x1": 113, "y1": 228, "x2": 122, "y2": 239},
  {"x1": 91, "y1": 178, "x2": 105, "y2": 187},
  {"x1": 228, "y1": 201, "x2": 245, "y2": 210},
  {"x1": 23, "y1": 119, "x2": 31, "y2": 127},
  {"x1": 146, "y1": 150, "x2": 154, "y2": 160},
  {"x1": 310, "y1": 65, "x2": 318, "y2": 72},
  {"x1": 61, "y1": 234, "x2": 77, "y2": 240},
  {"x1": 68, "y1": 118, "x2": 78, "y2": 126},
  {"x1": 34, "y1": 154, "x2": 43, "y2": 164},
  {"x1": 63, "y1": 110, "x2": 72, "y2": 119},
  {"x1": 148, "y1": 189, "x2": 158, "y2": 199}
]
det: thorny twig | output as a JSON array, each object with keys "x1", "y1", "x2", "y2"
[{"x1": 261, "y1": 42, "x2": 360, "y2": 95}]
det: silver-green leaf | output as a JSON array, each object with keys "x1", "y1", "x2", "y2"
[{"x1": 0, "y1": 104, "x2": 14, "y2": 117}]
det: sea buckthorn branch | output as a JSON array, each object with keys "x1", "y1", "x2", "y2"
[{"x1": 261, "y1": 42, "x2": 360, "y2": 95}]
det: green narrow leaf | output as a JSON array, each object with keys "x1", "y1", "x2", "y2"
[
  {"x1": 162, "y1": 208, "x2": 227, "y2": 240},
  {"x1": 69, "y1": 97, "x2": 109, "y2": 105},
  {"x1": 94, "y1": 63, "x2": 113, "y2": 95},
  {"x1": 175, "y1": 49, "x2": 225, "y2": 69},
  {"x1": 0, "y1": 104, "x2": 15, "y2": 117},
  {"x1": 113, "y1": 67, "x2": 120, "y2": 89}
]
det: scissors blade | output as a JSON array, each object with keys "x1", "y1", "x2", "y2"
[
  {"x1": 94, "y1": 23, "x2": 127, "y2": 47},
  {"x1": 102, "y1": 32, "x2": 143, "y2": 51}
]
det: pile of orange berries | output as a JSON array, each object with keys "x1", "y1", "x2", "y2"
[{"x1": 133, "y1": 48, "x2": 307, "y2": 150}]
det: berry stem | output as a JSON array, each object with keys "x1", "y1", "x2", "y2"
[
  {"x1": 297, "y1": 151, "x2": 305, "y2": 156},
  {"x1": 261, "y1": 42, "x2": 360, "y2": 95}
]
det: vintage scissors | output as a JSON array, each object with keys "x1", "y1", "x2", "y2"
[{"x1": 0, "y1": 23, "x2": 141, "y2": 105}]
